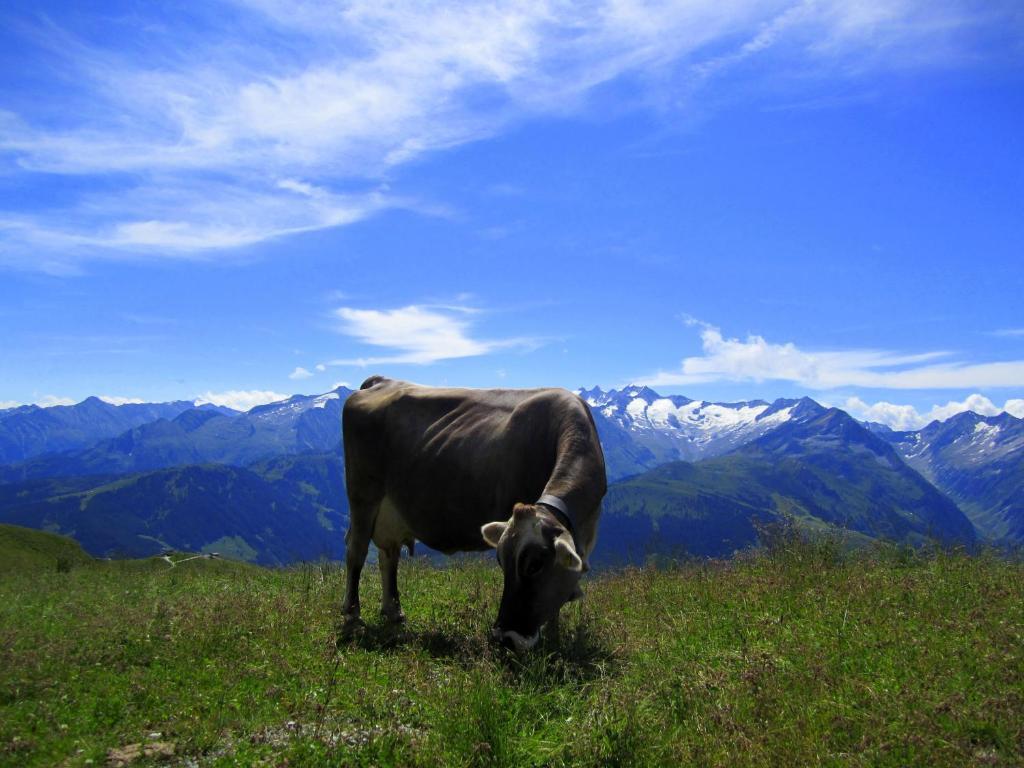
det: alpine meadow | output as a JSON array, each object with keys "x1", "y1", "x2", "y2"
[{"x1": 1, "y1": 1, "x2": 1023, "y2": 766}]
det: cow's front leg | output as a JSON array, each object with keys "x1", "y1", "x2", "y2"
[{"x1": 379, "y1": 545, "x2": 405, "y2": 624}]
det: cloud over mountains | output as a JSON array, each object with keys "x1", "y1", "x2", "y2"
[{"x1": 641, "y1": 320, "x2": 1024, "y2": 394}]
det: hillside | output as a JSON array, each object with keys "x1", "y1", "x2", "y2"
[
  {"x1": 0, "y1": 523, "x2": 92, "y2": 574},
  {"x1": 740, "y1": 407, "x2": 976, "y2": 542},
  {"x1": 1, "y1": 546, "x2": 1021, "y2": 767},
  {"x1": 0, "y1": 453, "x2": 348, "y2": 564}
]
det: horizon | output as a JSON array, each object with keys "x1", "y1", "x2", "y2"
[
  {"x1": 4, "y1": 379, "x2": 1021, "y2": 433},
  {"x1": 2, "y1": 2, "x2": 1022, "y2": 433}
]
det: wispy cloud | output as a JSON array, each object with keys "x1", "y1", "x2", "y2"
[
  {"x1": 194, "y1": 389, "x2": 289, "y2": 411},
  {"x1": 0, "y1": 400, "x2": 22, "y2": 410},
  {"x1": 2, "y1": 0, "x2": 1013, "y2": 270},
  {"x1": 288, "y1": 367, "x2": 315, "y2": 380},
  {"x1": 843, "y1": 394, "x2": 1024, "y2": 429},
  {"x1": 640, "y1": 319, "x2": 1024, "y2": 390},
  {"x1": 326, "y1": 303, "x2": 535, "y2": 366},
  {"x1": 992, "y1": 328, "x2": 1024, "y2": 337}
]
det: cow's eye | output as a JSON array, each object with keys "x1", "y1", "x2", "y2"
[{"x1": 520, "y1": 552, "x2": 545, "y2": 578}]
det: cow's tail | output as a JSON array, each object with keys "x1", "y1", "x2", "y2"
[{"x1": 359, "y1": 374, "x2": 388, "y2": 390}]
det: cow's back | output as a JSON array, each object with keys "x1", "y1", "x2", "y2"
[{"x1": 342, "y1": 377, "x2": 582, "y2": 552}]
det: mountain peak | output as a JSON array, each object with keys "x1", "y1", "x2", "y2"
[
  {"x1": 73, "y1": 396, "x2": 116, "y2": 413},
  {"x1": 576, "y1": 385, "x2": 606, "y2": 401}
]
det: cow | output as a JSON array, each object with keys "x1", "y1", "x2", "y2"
[{"x1": 341, "y1": 375, "x2": 607, "y2": 651}]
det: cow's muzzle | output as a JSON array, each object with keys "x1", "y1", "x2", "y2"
[{"x1": 491, "y1": 626, "x2": 540, "y2": 653}]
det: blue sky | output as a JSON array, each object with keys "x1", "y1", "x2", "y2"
[{"x1": 1, "y1": 0, "x2": 1022, "y2": 428}]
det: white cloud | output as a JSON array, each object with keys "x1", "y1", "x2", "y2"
[
  {"x1": 332, "y1": 381, "x2": 351, "y2": 390},
  {"x1": 641, "y1": 321, "x2": 1024, "y2": 390},
  {"x1": 194, "y1": 389, "x2": 289, "y2": 411},
  {"x1": 326, "y1": 304, "x2": 535, "y2": 366},
  {"x1": 36, "y1": 395, "x2": 77, "y2": 408},
  {"x1": 1003, "y1": 399, "x2": 1024, "y2": 418},
  {"x1": 843, "y1": 394, "x2": 1021, "y2": 429},
  {"x1": 2, "y1": 0, "x2": 1012, "y2": 269},
  {"x1": 0, "y1": 400, "x2": 22, "y2": 410},
  {"x1": 992, "y1": 328, "x2": 1024, "y2": 337},
  {"x1": 926, "y1": 394, "x2": 1003, "y2": 422},
  {"x1": 841, "y1": 397, "x2": 924, "y2": 431},
  {"x1": 98, "y1": 395, "x2": 146, "y2": 405},
  {"x1": 289, "y1": 366, "x2": 315, "y2": 380},
  {"x1": 315, "y1": 363, "x2": 326, "y2": 372}
]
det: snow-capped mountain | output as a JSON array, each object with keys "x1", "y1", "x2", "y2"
[
  {"x1": 888, "y1": 411, "x2": 1024, "y2": 468},
  {"x1": 579, "y1": 385, "x2": 826, "y2": 478},
  {"x1": 879, "y1": 411, "x2": 1024, "y2": 543},
  {"x1": 599, "y1": 405, "x2": 975, "y2": 561}
]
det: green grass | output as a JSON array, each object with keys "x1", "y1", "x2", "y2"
[
  {"x1": 0, "y1": 524, "x2": 93, "y2": 575},
  {"x1": 1, "y1": 539, "x2": 1022, "y2": 767}
]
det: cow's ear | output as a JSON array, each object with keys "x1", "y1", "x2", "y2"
[
  {"x1": 481, "y1": 520, "x2": 509, "y2": 548},
  {"x1": 553, "y1": 535, "x2": 583, "y2": 572}
]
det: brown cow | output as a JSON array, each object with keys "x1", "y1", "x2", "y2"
[{"x1": 341, "y1": 376, "x2": 607, "y2": 650}]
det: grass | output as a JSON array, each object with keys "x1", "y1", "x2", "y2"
[
  {"x1": 0, "y1": 524, "x2": 93, "y2": 575},
  {"x1": 1, "y1": 537, "x2": 1022, "y2": 767}
]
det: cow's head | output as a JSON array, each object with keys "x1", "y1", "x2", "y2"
[{"x1": 480, "y1": 503, "x2": 585, "y2": 652}]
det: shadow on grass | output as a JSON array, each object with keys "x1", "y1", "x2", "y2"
[{"x1": 335, "y1": 611, "x2": 617, "y2": 683}]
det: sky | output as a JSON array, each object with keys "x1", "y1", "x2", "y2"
[{"x1": 1, "y1": 0, "x2": 1022, "y2": 429}]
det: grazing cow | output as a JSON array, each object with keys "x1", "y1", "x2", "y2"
[{"x1": 341, "y1": 375, "x2": 607, "y2": 651}]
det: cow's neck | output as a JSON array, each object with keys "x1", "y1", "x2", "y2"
[{"x1": 536, "y1": 419, "x2": 603, "y2": 545}]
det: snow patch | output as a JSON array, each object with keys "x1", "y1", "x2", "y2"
[
  {"x1": 973, "y1": 422, "x2": 1000, "y2": 437},
  {"x1": 626, "y1": 397, "x2": 648, "y2": 422},
  {"x1": 312, "y1": 392, "x2": 340, "y2": 409}
]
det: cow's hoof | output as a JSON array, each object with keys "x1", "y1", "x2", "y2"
[
  {"x1": 381, "y1": 609, "x2": 406, "y2": 625},
  {"x1": 338, "y1": 616, "x2": 365, "y2": 641}
]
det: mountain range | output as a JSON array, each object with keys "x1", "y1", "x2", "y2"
[
  {"x1": 0, "y1": 384, "x2": 1020, "y2": 563},
  {"x1": 0, "y1": 390, "x2": 349, "y2": 483},
  {"x1": 0, "y1": 397, "x2": 233, "y2": 465},
  {"x1": 877, "y1": 412, "x2": 1024, "y2": 543},
  {"x1": 582, "y1": 385, "x2": 826, "y2": 479}
]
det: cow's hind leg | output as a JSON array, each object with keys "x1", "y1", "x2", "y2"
[
  {"x1": 378, "y1": 545, "x2": 405, "y2": 624},
  {"x1": 374, "y1": 498, "x2": 410, "y2": 623},
  {"x1": 342, "y1": 496, "x2": 379, "y2": 625}
]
